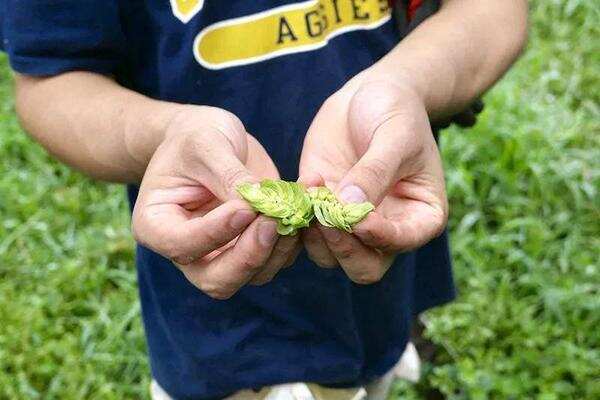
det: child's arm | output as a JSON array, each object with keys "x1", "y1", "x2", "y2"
[
  {"x1": 15, "y1": 72, "x2": 184, "y2": 183},
  {"x1": 379, "y1": 0, "x2": 529, "y2": 121},
  {"x1": 300, "y1": 0, "x2": 528, "y2": 280},
  {"x1": 14, "y1": 71, "x2": 295, "y2": 298}
]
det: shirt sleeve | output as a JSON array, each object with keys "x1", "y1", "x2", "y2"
[{"x1": 2, "y1": 0, "x2": 126, "y2": 76}]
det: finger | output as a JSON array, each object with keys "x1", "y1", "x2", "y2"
[
  {"x1": 181, "y1": 217, "x2": 279, "y2": 300},
  {"x1": 319, "y1": 226, "x2": 391, "y2": 284},
  {"x1": 196, "y1": 146, "x2": 257, "y2": 201},
  {"x1": 179, "y1": 124, "x2": 257, "y2": 201},
  {"x1": 353, "y1": 204, "x2": 447, "y2": 252},
  {"x1": 246, "y1": 134, "x2": 280, "y2": 180},
  {"x1": 143, "y1": 184, "x2": 218, "y2": 218},
  {"x1": 298, "y1": 170, "x2": 324, "y2": 188},
  {"x1": 337, "y1": 113, "x2": 426, "y2": 206},
  {"x1": 282, "y1": 242, "x2": 303, "y2": 268},
  {"x1": 144, "y1": 185, "x2": 213, "y2": 206},
  {"x1": 133, "y1": 199, "x2": 257, "y2": 264},
  {"x1": 298, "y1": 173, "x2": 339, "y2": 268},
  {"x1": 302, "y1": 225, "x2": 338, "y2": 268},
  {"x1": 249, "y1": 235, "x2": 299, "y2": 285},
  {"x1": 351, "y1": 211, "x2": 401, "y2": 252}
]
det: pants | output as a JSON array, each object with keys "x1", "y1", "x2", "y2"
[{"x1": 151, "y1": 343, "x2": 420, "y2": 400}]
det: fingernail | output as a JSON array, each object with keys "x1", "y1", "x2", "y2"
[
  {"x1": 339, "y1": 185, "x2": 367, "y2": 204},
  {"x1": 258, "y1": 221, "x2": 278, "y2": 247},
  {"x1": 230, "y1": 210, "x2": 256, "y2": 230},
  {"x1": 321, "y1": 227, "x2": 342, "y2": 243}
]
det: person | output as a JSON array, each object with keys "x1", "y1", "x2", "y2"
[{"x1": 0, "y1": 0, "x2": 528, "y2": 399}]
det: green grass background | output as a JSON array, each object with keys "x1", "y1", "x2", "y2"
[{"x1": 0, "y1": 1, "x2": 598, "y2": 398}]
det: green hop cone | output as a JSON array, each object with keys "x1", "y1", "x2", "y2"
[
  {"x1": 236, "y1": 180, "x2": 314, "y2": 235},
  {"x1": 309, "y1": 186, "x2": 374, "y2": 233},
  {"x1": 237, "y1": 180, "x2": 374, "y2": 235}
]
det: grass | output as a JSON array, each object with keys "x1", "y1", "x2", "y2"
[{"x1": 1, "y1": 1, "x2": 598, "y2": 398}]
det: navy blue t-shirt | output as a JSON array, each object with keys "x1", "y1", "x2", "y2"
[{"x1": 2, "y1": 1, "x2": 454, "y2": 399}]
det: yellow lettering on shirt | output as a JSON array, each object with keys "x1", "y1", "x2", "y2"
[{"x1": 194, "y1": 0, "x2": 392, "y2": 70}]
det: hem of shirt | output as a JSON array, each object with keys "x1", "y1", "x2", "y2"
[
  {"x1": 7, "y1": 53, "x2": 117, "y2": 77},
  {"x1": 152, "y1": 341, "x2": 411, "y2": 400},
  {"x1": 413, "y1": 291, "x2": 457, "y2": 317}
]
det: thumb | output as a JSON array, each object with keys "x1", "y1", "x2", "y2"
[
  {"x1": 337, "y1": 115, "x2": 424, "y2": 205},
  {"x1": 298, "y1": 170, "x2": 324, "y2": 188},
  {"x1": 185, "y1": 127, "x2": 258, "y2": 201},
  {"x1": 336, "y1": 117, "x2": 413, "y2": 205},
  {"x1": 200, "y1": 110, "x2": 263, "y2": 200},
  {"x1": 209, "y1": 153, "x2": 258, "y2": 201}
]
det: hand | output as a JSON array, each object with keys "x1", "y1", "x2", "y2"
[
  {"x1": 299, "y1": 74, "x2": 448, "y2": 284},
  {"x1": 132, "y1": 106, "x2": 301, "y2": 299}
]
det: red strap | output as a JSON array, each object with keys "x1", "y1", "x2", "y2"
[
  {"x1": 407, "y1": 0, "x2": 423, "y2": 20},
  {"x1": 388, "y1": 0, "x2": 424, "y2": 21}
]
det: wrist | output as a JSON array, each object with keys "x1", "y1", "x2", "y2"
[
  {"x1": 123, "y1": 100, "x2": 189, "y2": 173},
  {"x1": 361, "y1": 62, "x2": 430, "y2": 107},
  {"x1": 351, "y1": 68, "x2": 428, "y2": 120},
  {"x1": 364, "y1": 43, "x2": 463, "y2": 122}
]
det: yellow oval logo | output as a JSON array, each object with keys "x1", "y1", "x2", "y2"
[{"x1": 194, "y1": 0, "x2": 392, "y2": 70}]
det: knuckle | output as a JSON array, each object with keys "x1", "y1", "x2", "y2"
[
  {"x1": 305, "y1": 246, "x2": 337, "y2": 268},
  {"x1": 207, "y1": 107, "x2": 245, "y2": 133},
  {"x1": 131, "y1": 209, "x2": 172, "y2": 255},
  {"x1": 269, "y1": 247, "x2": 288, "y2": 263},
  {"x1": 281, "y1": 238, "x2": 298, "y2": 252},
  {"x1": 202, "y1": 227, "x2": 226, "y2": 250},
  {"x1": 197, "y1": 281, "x2": 235, "y2": 300},
  {"x1": 238, "y1": 256, "x2": 263, "y2": 273},
  {"x1": 283, "y1": 248, "x2": 302, "y2": 268},
  {"x1": 131, "y1": 209, "x2": 150, "y2": 245},
  {"x1": 221, "y1": 166, "x2": 251, "y2": 191},
  {"x1": 283, "y1": 257, "x2": 298, "y2": 268},
  {"x1": 205, "y1": 289, "x2": 235, "y2": 301},
  {"x1": 334, "y1": 244, "x2": 355, "y2": 260},
  {"x1": 172, "y1": 254, "x2": 196, "y2": 266},
  {"x1": 206, "y1": 108, "x2": 247, "y2": 147},
  {"x1": 172, "y1": 108, "x2": 247, "y2": 159},
  {"x1": 429, "y1": 206, "x2": 449, "y2": 240},
  {"x1": 302, "y1": 231, "x2": 322, "y2": 246},
  {"x1": 250, "y1": 274, "x2": 274, "y2": 286},
  {"x1": 161, "y1": 237, "x2": 186, "y2": 260},
  {"x1": 433, "y1": 212, "x2": 448, "y2": 238},
  {"x1": 351, "y1": 269, "x2": 384, "y2": 285},
  {"x1": 272, "y1": 239, "x2": 296, "y2": 259},
  {"x1": 132, "y1": 208, "x2": 193, "y2": 261},
  {"x1": 316, "y1": 259, "x2": 339, "y2": 268}
]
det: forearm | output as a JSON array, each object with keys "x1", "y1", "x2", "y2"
[
  {"x1": 373, "y1": 0, "x2": 528, "y2": 120},
  {"x1": 14, "y1": 72, "x2": 183, "y2": 183}
]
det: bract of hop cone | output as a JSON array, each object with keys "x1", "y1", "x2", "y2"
[
  {"x1": 237, "y1": 180, "x2": 314, "y2": 235},
  {"x1": 238, "y1": 180, "x2": 374, "y2": 235}
]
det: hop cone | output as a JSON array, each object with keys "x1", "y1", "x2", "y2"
[
  {"x1": 237, "y1": 180, "x2": 314, "y2": 235},
  {"x1": 309, "y1": 187, "x2": 374, "y2": 233}
]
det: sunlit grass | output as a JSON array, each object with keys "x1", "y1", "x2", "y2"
[{"x1": 0, "y1": 1, "x2": 598, "y2": 398}]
